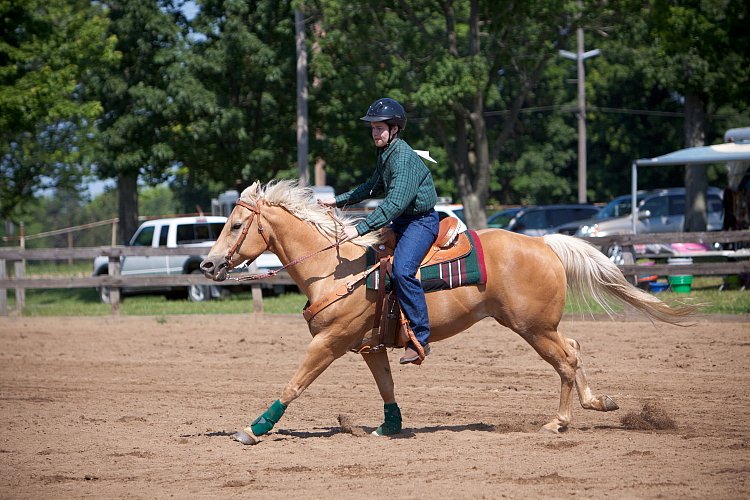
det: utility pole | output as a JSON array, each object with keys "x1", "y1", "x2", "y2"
[
  {"x1": 295, "y1": 10, "x2": 309, "y2": 186},
  {"x1": 560, "y1": 28, "x2": 599, "y2": 203}
]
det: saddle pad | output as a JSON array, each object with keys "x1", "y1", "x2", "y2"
[{"x1": 367, "y1": 230, "x2": 487, "y2": 293}]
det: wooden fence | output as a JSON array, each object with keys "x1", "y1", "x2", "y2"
[
  {"x1": 584, "y1": 230, "x2": 750, "y2": 279},
  {"x1": 1, "y1": 230, "x2": 748, "y2": 316},
  {"x1": 0, "y1": 246, "x2": 296, "y2": 316}
]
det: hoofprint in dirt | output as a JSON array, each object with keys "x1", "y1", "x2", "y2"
[{"x1": 0, "y1": 314, "x2": 748, "y2": 499}]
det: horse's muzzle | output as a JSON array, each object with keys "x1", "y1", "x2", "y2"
[{"x1": 200, "y1": 257, "x2": 229, "y2": 281}]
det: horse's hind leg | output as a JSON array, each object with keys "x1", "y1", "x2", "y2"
[
  {"x1": 566, "y1": 338, "x2": 619, "y2": 412},
  {"x1": 519, "y1": 328, "x2": 579, "y2": 433},
  {"x1": 518, "y1": 327, "x2": 619, "y2": 433}
]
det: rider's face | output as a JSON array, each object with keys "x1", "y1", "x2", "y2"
[{"x1": 370, "y1": 121, "x2": 394, "y2": 147}]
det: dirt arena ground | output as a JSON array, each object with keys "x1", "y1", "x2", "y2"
[{"x1": 1, "y1": 313, "x2": 748, "y2": 499}]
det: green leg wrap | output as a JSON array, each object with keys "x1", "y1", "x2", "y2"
[
  {"x1": 250, "y1": 400, "x2": 287, "y2": 436},
  {"x1": 374, "y1": 402, "x2": 402, "y2": 436}
]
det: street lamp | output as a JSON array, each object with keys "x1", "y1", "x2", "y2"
[{"x1": 560, "y1": 28, "x2": 599, "y2": 204}]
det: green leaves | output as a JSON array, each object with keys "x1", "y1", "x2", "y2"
[{"x1": 0, "y1": 0, "x2": 117, "y2": 218}]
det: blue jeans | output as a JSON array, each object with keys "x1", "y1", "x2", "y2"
[{"x1": 390, "y1": 209, "x2": 440, "y2": 346}]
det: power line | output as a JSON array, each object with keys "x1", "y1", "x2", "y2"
[
  {"x1": 590, "y1": 106, "x2": 683, "y2": 117},
  {"x1": 483, "y1": 105, "x2": 742, "y2": 120}
]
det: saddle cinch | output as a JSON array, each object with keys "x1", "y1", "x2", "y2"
[{"x1": 351, "y1": 217, "x2": 470, "y2": 354}]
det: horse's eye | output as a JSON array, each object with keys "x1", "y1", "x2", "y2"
[{"x1": 232, "y1": 222, "x2": 242, "y2": 231}]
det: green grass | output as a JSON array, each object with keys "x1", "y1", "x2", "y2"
[
  {"x1": 7, "y1": 288, "x2": 308, "y2": 316},
  {"x1": 12, "y1": 261, "x2": 92, "y2": 277},
  {"x1": 4, "y1": 264, "x2": 748, "y2": 316},
  {"x1": 5, "y1": 277, "x2": 747, "y2": 317}
]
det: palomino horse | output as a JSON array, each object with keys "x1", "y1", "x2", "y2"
[{"x1": 200, "y1": 180, "x2": 693, "y2": 445}]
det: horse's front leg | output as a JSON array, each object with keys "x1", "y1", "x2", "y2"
[
  {"x1": 233, "y1": 333, "x2": 348, "y2": 445},
  {"x1": 362, "y1": 350, "x2": 402, "y2": 436}
]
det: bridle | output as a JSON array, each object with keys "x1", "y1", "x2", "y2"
[
  {"x1": 223, "y1": 199, "x2": 268, "y2": 267},
  {"x1": 224, "y1": 199, "x2": 342, "y2": 282}
]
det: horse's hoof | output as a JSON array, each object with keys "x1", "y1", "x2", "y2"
[
  {"x1": 603, "y1": 395, "x2": 619, "y2": 411},
  {"x1": 371, "y1": 430, "x2": 385, "y2": 437},
  {"x1": 232, "y1": 428, "x2": 260, "y2": 445},
  {"x1": 540, "y1": 422, "x2": 564, "y2": 434}
]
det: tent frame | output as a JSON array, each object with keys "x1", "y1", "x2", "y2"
[{"x1": 630, "y1": 143, "x2": 750, "y2": 233}]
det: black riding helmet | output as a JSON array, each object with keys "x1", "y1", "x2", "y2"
[{"x1": 360, "y1": 97, "x2": 407, "y2": 132}]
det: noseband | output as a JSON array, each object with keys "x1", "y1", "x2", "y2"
[{"x1": 224, "y1": 199, "x2": 269, "y2": 267}]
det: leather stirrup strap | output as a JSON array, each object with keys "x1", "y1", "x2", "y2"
[
  {"x1": 370, "y1": 257, "x2": 390, "y2": 341},
  {"x1": 402, "y1": 313, "x2": 426, "y2": 364}
]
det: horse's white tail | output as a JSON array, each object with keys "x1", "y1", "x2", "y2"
[{"x1": 543, "y1": 234, "x2": 695, "y2": 325}]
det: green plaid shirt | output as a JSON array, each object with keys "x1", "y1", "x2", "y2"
[{"x1": 335, "y1": 138, "x2": 438, "y2": 235}]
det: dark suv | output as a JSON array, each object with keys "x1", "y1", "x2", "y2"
[{"x1": 505, "y1": 204, "x2": 601, "y2": 236}]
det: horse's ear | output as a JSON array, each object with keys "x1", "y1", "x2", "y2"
[{"x1": 248, "y1": 181, "x2": 261, "y2": 194}]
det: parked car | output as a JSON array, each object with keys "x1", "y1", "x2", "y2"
[
  {"x1": 575, "y1": 187, "x2": 725, "y2": 264},
  {"x1": 343, "y1": 199, "x2": 468, "y2": 232},
  {"x1": 505, "y1": 204, "x2": 601, "y2": 236},
  {"x1": 555, "y1": 192, "x2": 650, "y2": 235},
  {"x1": 93, "y1": 216, "x2": 229, "y2": 303},
  {"x1": 487, "y1": 207, "x2": 523, "y2": 229},
  {"x1": 575, "y1": 187, "x2": 724, "y2": 238},
  {"x1": 435, "y1": 203, "x2": 468, "y2": 232},
  {"x1": 93, "y1": 215, "x2": 289, "y2": 302}
]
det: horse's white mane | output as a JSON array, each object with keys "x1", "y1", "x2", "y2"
[{"x1": 239, "y1": 180, "x2": 381, "y2": 247}]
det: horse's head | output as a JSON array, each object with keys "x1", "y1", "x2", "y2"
[{"x1": 200, "y1": 182, "x2": 270, "y2": 281}]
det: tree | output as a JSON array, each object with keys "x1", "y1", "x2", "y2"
[
  {"x1": 91, "y1": 0, "x2": 188, "y2": 244},
  {"x1": 307, "y1": 1, "x2": 618, "y2": 228},
  {"x1": 173, "y1": 0, "x2": 299, "y2": 198},
  {"x1": 0, "y1": 0, "x2": 117, "y2": 220},
  {"x1": 644, "y1": 0, "x2": 750, "y2": 231}
]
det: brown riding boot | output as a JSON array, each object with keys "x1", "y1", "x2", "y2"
[{"x1": 399, "y1": 343, "x2": 430, "y2": 365}]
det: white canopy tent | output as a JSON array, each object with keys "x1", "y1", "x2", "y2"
[{"x1": 630, "y1": 142, "x2": 750, "y2": 233}]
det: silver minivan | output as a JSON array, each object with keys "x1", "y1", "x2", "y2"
[{"x1": 576, "y1": 187, "x2": 724, "y2": 237}]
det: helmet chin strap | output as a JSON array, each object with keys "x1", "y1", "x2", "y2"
[{"x1": 385, "y1": 125, "x2": 400, "y2": 145}]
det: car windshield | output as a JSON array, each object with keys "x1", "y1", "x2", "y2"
[
  {"x1": 596, "y1": 196, "x2": 643, "y2": 219},
  {"x1": 487, "y1": 209, "x2": 520, "y2": 227}
]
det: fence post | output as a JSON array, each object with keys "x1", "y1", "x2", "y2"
[
  {"x1": 67, "y1": 231, "x2": 74, "y2": 265},
  {"x1": 14, "y1": 260, "x2": 25, "y2": 314},
  {"x1": 251, "y1": 284, "x2": 264, "y2": 318},
  {"x1": 108, "y1": 255, "x2": 121, "y2": 316},
  {"x1": 0, "y1": 259, "x2": 6, "y2": 316}
]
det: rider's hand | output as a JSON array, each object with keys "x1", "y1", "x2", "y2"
[
  {"x1": 317, "y1": 198, "x2": 336, "y2": 208},
  {"x1": 339, "y1": 226, "x2": 360, "y2": 243}
]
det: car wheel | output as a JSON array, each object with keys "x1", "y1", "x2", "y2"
[
  {"x1": 98, "y1": 285, "x2": 111, "y2": 304},
  {"x1": 605, "y1": 244, "x2": 625, "y2": 266},
  {"x1": 187, "y1": 270, "x2": 211, "y2": 302}
]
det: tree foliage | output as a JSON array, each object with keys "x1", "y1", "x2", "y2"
[
  {"x1": 3, "y1": 0, "x2": 749, "y2": 238},
  {"x1": 0, "y1": 0, "x2": 117, "y2": 219},
  {"x1": 175, "y1": 0, "x2": 299, "y2": 193},
  {"x1": 89, "y1": 0, "x2": 190, "y2": 243},
  {"x1": 306, "y1": 0, "x2": 634, "y2": 226}
]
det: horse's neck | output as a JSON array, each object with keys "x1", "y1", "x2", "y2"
[{"x1": 265, "y1": 207, "x2": 365, "y2": 299}]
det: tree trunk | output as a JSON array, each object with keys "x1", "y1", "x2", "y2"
[
  {"x1": 117, "y1": 173, "x2": 139, "y2": 245},
  {"x1": 447, "y1": 0, "x2": 489, "y2": 230},
  {"x1": 683, "y1": 91, "x2": 708, "y2": 232},
  {"x1": 468, "y1": 94, "x2": 489, "y2": 229}
]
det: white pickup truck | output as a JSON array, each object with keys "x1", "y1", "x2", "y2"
[
  {"x1": 93, "y1": 216, "x2": 230, "y2": 303},
  {"x1": 93, "y1": 215, "x2": 286, "y2": 303}
]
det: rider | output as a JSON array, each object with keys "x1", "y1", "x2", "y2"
[{"x1": 319, "y1": 97, "x2": 439, "y2": 364}]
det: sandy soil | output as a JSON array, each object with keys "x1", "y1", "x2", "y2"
[{"x1": 1, "y1": 313, "x2": 748, "y2": 499}]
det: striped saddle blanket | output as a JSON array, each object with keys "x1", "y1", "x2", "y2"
[{"x1": 366, "y1": 230, "x2": 487, "y2": 292}]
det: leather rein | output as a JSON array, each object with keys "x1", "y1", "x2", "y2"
[{"x1": 225, "y1": 199, "x2": 343, "y2": 282}]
